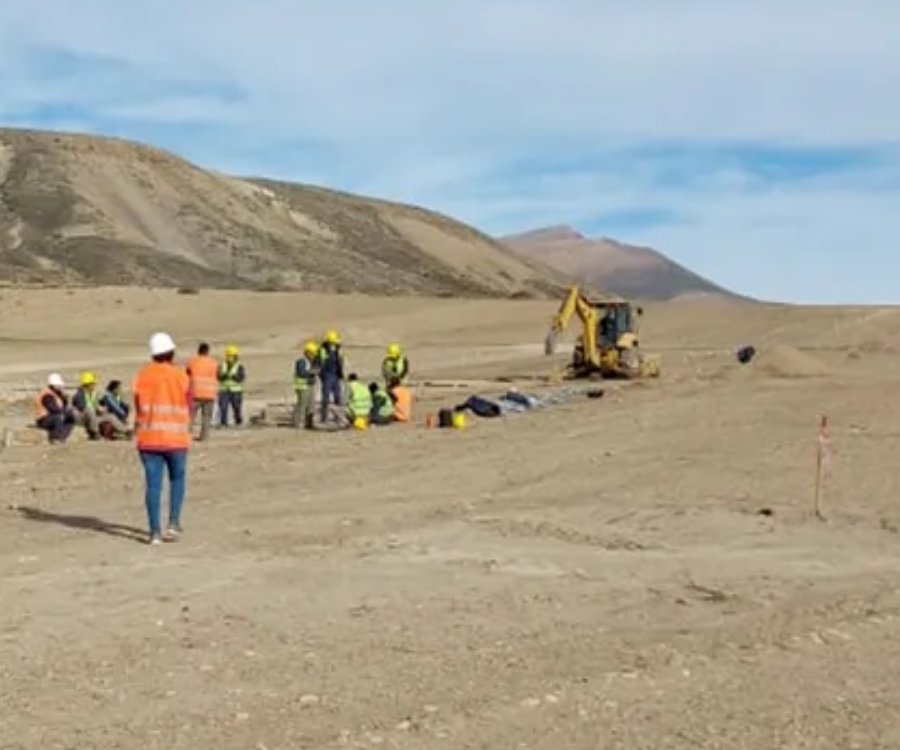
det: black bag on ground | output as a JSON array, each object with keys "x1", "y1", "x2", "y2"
[
  {"x1": 438, "y1": 408, "x2": 455, "y2": 428},
  {"x1": 736, "y1": 345, "x2": 756, "y2": 364},
  {"x1": 503, "y1": 391, "x2": 532, "y2": 407},
  {"x1": 462, "y1": 395, "x2": 502, "y2": 418}
]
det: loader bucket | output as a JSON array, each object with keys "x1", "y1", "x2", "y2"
[
  {"x1": 639, "y1": 355, "x2": 661, "y2": 378},
  {"x1": 544, "y1": 330, "x2": 557, "y2": 355}
]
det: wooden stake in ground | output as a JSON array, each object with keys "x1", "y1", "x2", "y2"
[{"x1": 814, "y1": 415, "x2": 829, "y2": 520}]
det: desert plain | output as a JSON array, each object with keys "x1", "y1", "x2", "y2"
[{"x1": 2, "y1": 287, "x2": 900, "y2": 749}]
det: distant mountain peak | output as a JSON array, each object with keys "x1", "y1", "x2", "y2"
[
  {"x1": 498, "y1": 225, "x2": 744, "y2": 301},
  {"x1": 501, "y1": 224, "x2": 585, "y2": 243}
]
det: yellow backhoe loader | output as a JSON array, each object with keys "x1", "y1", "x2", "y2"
[{"x1": 544, "y1": 285, "x2": 660, "y2": 379}]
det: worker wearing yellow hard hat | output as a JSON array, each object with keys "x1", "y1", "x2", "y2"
[
  {"x1": 293, "y1": 340, "x2": 320, "y2": 429},
  {"x1": 217, "y1": 343, "x2": 246, "y2": 428},
  {"x1": 317, "y1": 329, "x2": 346, "y2": 424},
  {"x1": 72, "y1": 370, "x2": 130, "y2": 440},
  {"x1": 70, "y1": 370, "x2": 101, "y2": 439},
  {"x1": 345, "y1": 373, "x2": 372, "y2": 429},
  {"x1": 381, "y1": 342, "x2": 409, "y2": 388}
]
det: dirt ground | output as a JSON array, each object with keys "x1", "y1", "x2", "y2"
[{"x1": 3, "y1": 289, "x2": 900, "y2": 749}]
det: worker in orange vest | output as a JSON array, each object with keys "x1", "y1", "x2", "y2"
[
  {"x1": 389, "y1": 383, "x2": 413, "y2": 423},
  {"x1": 186, "y1": 342, "x2": 218, "y2": 441},
  {"x1": 133, "y1": 332, "x2": 192, "y2": 545},
  {"x1": 34, "y1": 372, "x2": 78, "y2": 443}
]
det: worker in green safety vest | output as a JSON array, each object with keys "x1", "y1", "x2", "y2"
[
  {"x1": 293, "y1": 340, "x2": 320, "y2": 429},
  {"x1": 345, "y1": 373, "x2": 372, "y2": 422},
  {"x1": 381, "y1": 343, "x2": 409, "y2": 388},
  {"x1": 72, "y1": 370, "x2": 130, "y2": 439},
  {"x1": 217, "y1": 344, "x2": 246, "y2": 427},
  {"x1": 368, "y1": 381, "x2": 394, "y2": 425}
]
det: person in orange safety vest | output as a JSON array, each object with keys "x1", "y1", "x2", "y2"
[
  {"x1": 389, "y1": 383, "x2": 413, "y2": 423},
  {"x1": 34, "y1": 372, "x2": 77, "y2": 443},
  {"x1": 186, "y1": 341, "x2": 218, "y2": 441},
  {"x1": 133, "y1": 332, "x2": 192, "y2": 546}
]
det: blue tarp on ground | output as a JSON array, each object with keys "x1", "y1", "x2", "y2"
[{"x1": 464, "y1": 386, "x2": 587, "y2": 417}]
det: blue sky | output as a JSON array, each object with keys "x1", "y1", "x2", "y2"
[{"x1": 1, "y1": 1, "x2": 898, "y2": 303}]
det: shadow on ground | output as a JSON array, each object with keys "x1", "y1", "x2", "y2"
[{"x1": 15, "y1": 506, "x2": 146, "y2": 543}]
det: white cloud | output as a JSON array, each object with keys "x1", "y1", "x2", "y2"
[{"x1": 0, "y1": 0, "x2": 899, "y2": 302}]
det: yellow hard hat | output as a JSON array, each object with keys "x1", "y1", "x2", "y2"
[
  {"x1": 304, "y1": 340, "x2": 319, "y2": 355},
  {"x1": 224, "y1": 344, "x2": 239, "y2": 357},
  {"x1": 79, "y1": 371, "x2": 96, "y2": 386},
  {"x1": 353, "y1": 416, "x2": 368, "y2": 430},
  {"x1": 324, "y1": 330, "x2": 340, "y2": 344},
  {"x1": 386, "y1": 343, "x2": 401, "y2": 358}
]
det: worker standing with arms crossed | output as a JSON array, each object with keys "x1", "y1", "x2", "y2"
[
  {"x1": 318, "y1": 330, "x2": 345, "y2": 423},
  {"x1": 133, "y1": 332, "x2": 192, "y2": 545},
  {"x1": 293, "y1": 340, "x2": 320, "y2": 429},
  {"x1": 217, "y1": 344, "x2": 246, "y2": 428},
  {"x1": 186, "y1": 342, "x2": 218, "y2": 440}
]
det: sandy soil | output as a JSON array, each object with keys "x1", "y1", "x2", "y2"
[{"x1": 3, "y1": 289, "x2": 900, "y2": 749}]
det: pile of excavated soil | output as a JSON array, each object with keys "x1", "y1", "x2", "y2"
[{"x1": 753, "y1": 345, "x2": 830, "y2": 378}]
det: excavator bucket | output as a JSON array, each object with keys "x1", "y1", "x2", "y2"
[
  {"x1": 639, "y1": 355, "x2": 661, "y2": 378},
  {"x1": 544, "y1": 330, "x2": 557, "y2": 355}
]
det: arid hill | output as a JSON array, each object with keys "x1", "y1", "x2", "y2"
[
  {"x1": 500, "y1": 225, "x2": 742, "y2": 300},
  {"x1": 0, "y1": 128, "x2": 569, "y2": 298}
]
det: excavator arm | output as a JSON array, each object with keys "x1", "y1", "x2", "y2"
[{"x1": 544, "y1": 286, "x2": 600, "y2": 366}]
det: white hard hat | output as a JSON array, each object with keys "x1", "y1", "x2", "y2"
[
  {"x1": 149, "y1": 332, "x2": 176, "y2": 356},
  {"x1": 47, "y1": 372, "x2": 65, "y2": 388}
]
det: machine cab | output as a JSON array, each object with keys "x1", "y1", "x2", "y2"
[{"x1": 595, "y1": 301, "x2": 641, "y2": 349}]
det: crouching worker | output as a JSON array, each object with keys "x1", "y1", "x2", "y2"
[
  {"x1": 35, "y1": 373, "x2": 77, "y2": 444},
  {"x1": 98, "y1": 380, "x2": 133, "y2": 439},
  {"x1": 368, "y1": 381, "x2": 394, "y2": 425},
  {"x1": 72, "y1": 371, "x2": 129, "y2": 440},
  {"x1": 389, "y1": 382, "x2": 413, "y2": 423},
  {"x1": 345, "y1": 373, "x2": 372, "y2": 426}
]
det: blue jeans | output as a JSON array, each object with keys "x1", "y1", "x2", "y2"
[
  {"x1": 139, "y1": 449, "x2": 188, "y2": 537},
  {"x1": 320, "y1": 376, "x2": 343, "y2": 422},
  {"x1": 218, "y1": 391, "x2": 243, "y2": 426}
]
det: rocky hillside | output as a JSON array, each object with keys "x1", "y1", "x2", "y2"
[
  {"x1": 0, "y1": 128, "x2": 568, "y2": 298},
  {"x1": 500, "y1": 225, "x2": 742, "y2": 300}
]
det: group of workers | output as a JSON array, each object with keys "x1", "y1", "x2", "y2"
[
  {"x1": 33, "y1": 329, "x2": 414, "y2": 445},
  {"x1": 35, "y1": 371, "x2": 132, "y2": 444},
  {"x1": 293, "y1": 330, "x2": 412, "y2": 430},
  {"x1": 32, "y1": 330, "x2": 414, "y2": 546}
]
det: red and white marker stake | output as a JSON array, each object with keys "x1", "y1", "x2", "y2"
[{"x1": 814, "y1": 415, "x2": 829, "y2": 520}]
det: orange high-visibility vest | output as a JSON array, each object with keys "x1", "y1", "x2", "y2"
[
  {"x1": 391, "y1": 385, "x2": 412, "y2": 422},
  {"x1": 186, "y1": 354, "x2": 218, "y2": 400},
  {"x1": 132, "y1": 362, "x2": 191, "y2": 450},
  {"x1": 35, "y1": 388, "x2": 62, "y2": 420}
]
